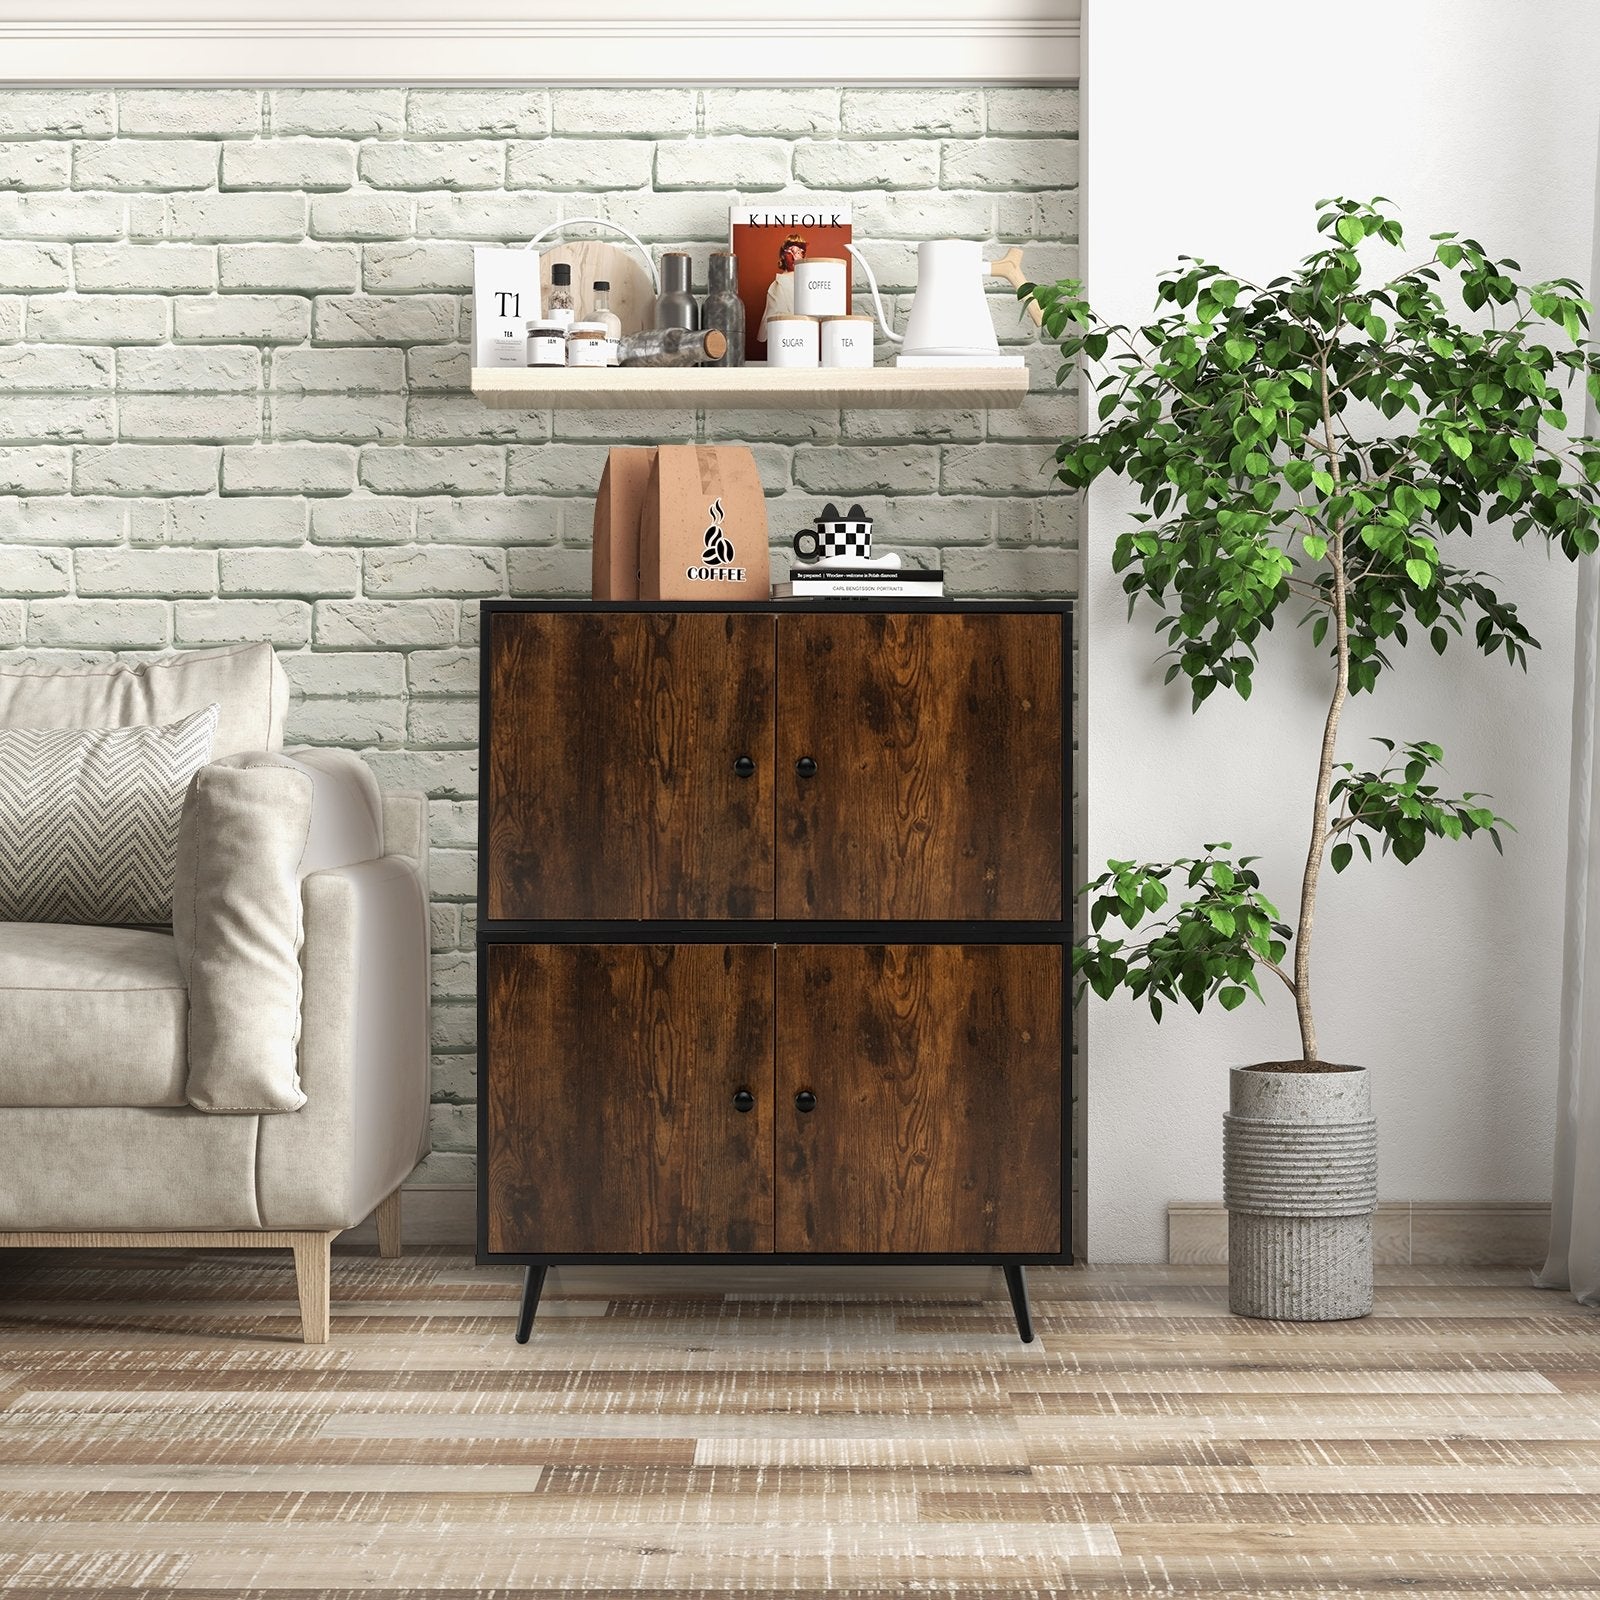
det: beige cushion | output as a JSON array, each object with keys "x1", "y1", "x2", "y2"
[
  {"x1": 0, "y1": 922, "x2": 187, "y2": 1108},
  {"x1": 174, "y1": 748, "x2": 383, "y2": 1116},
  {"x1": 0, "y1": 642, "x2": 287, "y2": 759}
]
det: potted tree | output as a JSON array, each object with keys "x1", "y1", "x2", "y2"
[{"x1": 1027, "y1": 198, "x2": 1600, "y2": 1319}]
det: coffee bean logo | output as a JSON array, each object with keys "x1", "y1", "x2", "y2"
[{"x1": 702, "y1": 498, "x2": 734, "y2": 566}]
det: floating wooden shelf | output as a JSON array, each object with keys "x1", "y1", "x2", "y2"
[{"x1": 470, "y1": 364, "x2": 1030, "y2": 411}]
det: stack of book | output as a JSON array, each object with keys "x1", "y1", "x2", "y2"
[{"x1": 773, "y1": 566, "x2": 945, "y2": 600}]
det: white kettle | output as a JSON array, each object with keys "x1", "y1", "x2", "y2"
[{"x1": 847, "y1": 239, "x2": 1034, "y2": 367}]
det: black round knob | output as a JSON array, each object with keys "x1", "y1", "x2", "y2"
[
  {"x1": 795, "y1": 1089, "x2": 817, "y2": 1113},
  {"x1": 795, "y1": 756, "x2": 818, "y2": 779},
  {"x1": 732, "y1": 1088, "x2": 755, "y2": 1114},
  {"x1": 733, "y1": 755, "x2": 756, "y2": 779}
]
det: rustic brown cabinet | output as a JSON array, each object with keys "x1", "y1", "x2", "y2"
[{"x1": 479, "y1": 601, "x2": 1071, "y2": 1343}]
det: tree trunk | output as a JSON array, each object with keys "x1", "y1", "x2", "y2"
[
  {"x1": 1292, "y1": 550, "x2": 1348, "y2": 1061},
  {"x1": 1294, "y1": 358, "x2": 1351, "y2": 1061}
]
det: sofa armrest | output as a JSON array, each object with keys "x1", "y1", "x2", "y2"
[
  {"x1": 253, "y1": 851, "x2": 432, "y2": 1229},
  {"x1": 379, "y1": 789, "x2": 430, "y2": 908},
  {"x1": 174, "y1": 748, "x2": 384, "y2": 1115}
]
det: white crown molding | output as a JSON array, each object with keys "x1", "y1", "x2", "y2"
[{"x1": 0, "y1": 3, "x2": 1080, "y2": 85}]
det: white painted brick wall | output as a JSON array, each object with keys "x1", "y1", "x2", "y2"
[{"x1": 0, "y1": 84, "x2": 1077, "y2": 1183}]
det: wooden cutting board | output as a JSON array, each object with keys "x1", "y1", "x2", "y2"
[{"x1": 537, "y1": 240, "x2": 654, "y2": 336}]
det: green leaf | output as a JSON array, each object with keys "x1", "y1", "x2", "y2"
[
  {"x1": 1218, "y1": 986, "x2": 1248, "y2": 1011},
  {"x1": 1405, "y1": 558, "x2": 1433, "y2": 588},
  {"x1": 1331, "y1": 841, "x2": 1352, "y2": 873}
]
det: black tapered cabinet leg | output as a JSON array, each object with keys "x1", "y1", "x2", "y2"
[
  {"x1": 515, "y1": 1265, "x2": 548, "y2": 1343},
  {"x1": 1004, "y1": 1264, "x2": 1035, "y2": 1344}
]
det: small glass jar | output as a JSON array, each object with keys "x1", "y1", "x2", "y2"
[
  {"x1": 569, "y1": 319, "x2": 617, "y2": 367},
  {"x1": 526, "y1": 323, "x2": 567, "y2": 367},
  {"x1": 567, "y1": 326, "x2": 611, "y2": 368}
]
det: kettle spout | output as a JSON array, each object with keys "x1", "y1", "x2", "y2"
[{"x1": 844, "y1": 243, "x2": 902, "y2": 343}]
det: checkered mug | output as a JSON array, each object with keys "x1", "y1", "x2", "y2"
[{"x1": 792, "y1": 502, "x2": 874, "y2": 563}]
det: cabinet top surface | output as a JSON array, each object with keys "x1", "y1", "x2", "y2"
[{"x1": 480, "y1": 598, "x2": 1073, "y2": 617}]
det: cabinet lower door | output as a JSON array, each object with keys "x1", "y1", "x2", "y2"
[
  {"x1": 776, "y1": 945, "x2": 1063, "y2": 1255},
  {"x1": 485, "y1": 944, "x2": 774, "y2": 1255}
]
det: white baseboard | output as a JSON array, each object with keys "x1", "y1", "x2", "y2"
[
  {"x1": 1168, "y1": 1201, "x2": 1552, "y2": 1268},
  {"x1": 386, "y1": 1190, "x2": 1552, "y2": 1273}
]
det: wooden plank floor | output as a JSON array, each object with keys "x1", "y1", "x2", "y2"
[{"x1": 1, "y1": 1238, "x2": 1599, "y2": 1596}]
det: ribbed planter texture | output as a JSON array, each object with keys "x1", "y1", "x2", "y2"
[{"x1": 1223, "y1": 1064, "x2": 1377, "y2": 1320}]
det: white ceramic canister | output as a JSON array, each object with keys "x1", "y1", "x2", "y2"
[
  {"x1": 793, "y1": 257, "x2": 848, "y2": 318},
  {"x1": 526, "y1": 323, "x2": 567, "y2": 366},
  {"x1": 767, "y1": 314, "x2": 820, "y2": 368},
  {"x1": 821, "y1": 314, "x2": 874, "y2": 369}
]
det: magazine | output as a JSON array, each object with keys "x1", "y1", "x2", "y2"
[{"x1": 729, "y1": 202, "x2": 853, "y2": 364}]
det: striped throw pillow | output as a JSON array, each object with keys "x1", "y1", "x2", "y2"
[{"x1": 0, "y1": 703, "x2": 219, "y2": 926}]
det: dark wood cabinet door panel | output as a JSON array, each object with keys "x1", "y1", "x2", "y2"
[
  {"x1": 486, "y1": 943, "x2": 775, "y2": 1255},
  {"x1": 775, "y1": 944, "x2": 1062, "y2": 1255},
  {"x1": 776, "y1": 612, "x2": 1063, "y2": 921},
  {"x1": 487, "y1": 611, "x2": 774, "y2": 921}
]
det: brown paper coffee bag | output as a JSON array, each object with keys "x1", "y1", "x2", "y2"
[
  {"x1": 638, "y1": 445, "x2": 770, "y2": 600},
  {"x1": 591, "y1": 446, "x2": 655, "y2": 599}
]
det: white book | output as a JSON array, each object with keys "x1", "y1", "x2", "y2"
[{"x1": 773, "y1": 580, "x2": 946, "y2": 598}]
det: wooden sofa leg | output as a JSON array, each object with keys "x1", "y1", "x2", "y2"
[
  {"x1": 292, "y1": 1232, "x2": 334, "y2": 1345},
  {"x1": 375, "y1": 1188, "x2": 403, "y2": 1260}
]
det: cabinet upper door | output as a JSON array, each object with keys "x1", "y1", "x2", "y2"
[
  {"x1": 776, "y1": 612, "x2": 1064, "y2": 921},
  {"x1": 487, "y1": 611, "x2": 775, "y2": 921},
  {"x1": 486, "y1": 943, "x2": 775, "y2": 1255},
  {"x1": 775, "y1": 944, "x2": 1063, "y2": 1255}
]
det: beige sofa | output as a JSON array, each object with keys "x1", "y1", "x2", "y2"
[{"x1": 0, "y1": 643, "x2": 431, "y2": 1342}]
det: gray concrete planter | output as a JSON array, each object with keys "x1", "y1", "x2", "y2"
[{"x1": 1223, "y1": 1064, "x2": 1377, "y2": 1320}]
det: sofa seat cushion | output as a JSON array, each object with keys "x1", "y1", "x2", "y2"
[{"x1": 0, "y1": 922, "x2": 187, "y2": 1108}]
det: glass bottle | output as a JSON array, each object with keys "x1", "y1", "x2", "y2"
[
  {"x1": 545, "y1": 262, "x2": 576, "y2": 331},
  {"x1": 703, "y1": 252, "x2": 745, "y2": 368},
  {"x1": 654, "y1": 252, "x2": 700, "y2": 332},
  {"x1": 589, "y1": 279, "x2": 623, "y2": 365}
]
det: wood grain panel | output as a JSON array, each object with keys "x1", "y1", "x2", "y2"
[
  {"x1": 486, "y1": 944, "x2": 774, "y2": 1255},
  {"x1": 487, "y1": 611, "x2": 774, "y2": 921},
  {"x1": 777, "y1": 611, "x2": 1063, "y2": 920},
  {"x1": 776, "y1": 945, "x2": 1062, "y2": 1254}
]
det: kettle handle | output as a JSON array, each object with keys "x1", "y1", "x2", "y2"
[
  {"x1": 985, "y1": 246, "x2": 1046, "y2": 328},
  {"x1": 843, "y1": 243, "x2": 902, "y2": 344}
]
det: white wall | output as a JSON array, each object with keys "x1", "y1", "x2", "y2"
[{"x1": 1083, "y1": 0, "x2": 1600, "y2": 1259}]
